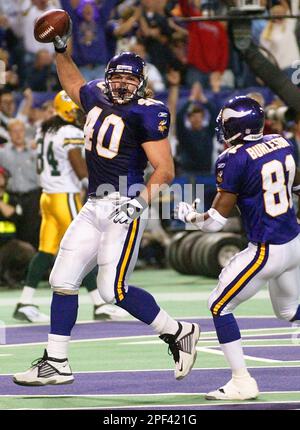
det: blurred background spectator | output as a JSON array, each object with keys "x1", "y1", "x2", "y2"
[
  {"x1": 25, "y1": 49, "x2": 60, "y2": 91},
  {"x1": 260, "y1": 1, "x2": 300, "y2": 79},
  {"x1": 61, "y1": 0, "x2": 120, "y2": 80},
  {"x1": 179, "y1": 0, "x2": 230, "y2": 88},
  {"x1": 0, "y1": 165, "x2": 35, "y2": 287},
  {"x1": 0, "y1": 119, "x2": 40, "y2": 248}
]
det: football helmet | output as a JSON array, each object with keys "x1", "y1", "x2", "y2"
[
  {"x1": 53, "y1": 90, "x2": 80, "y2": 123},
  {"x1": 216, "y1": 96, "x2": 264, "y2": 146},
  {"x1": 105, "y1": 52, "x2": 147, "y2": 104}
]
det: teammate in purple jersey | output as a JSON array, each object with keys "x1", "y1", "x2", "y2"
[
  {"x1": 177, "y1": 96, "x2": 300, "y2": 400},
  {"x1": 13, "y1": 20, "x2": 200, "y2": 386}
]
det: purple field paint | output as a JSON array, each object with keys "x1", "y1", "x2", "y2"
[
  {"x1": 6, "y1": 317, "x2": 291, "y2": 345},
  {"x1": 209, "y1": 345, "x2": 300, "y2": 361},
  {"x1": 1, "y1": 367, "x2": 300, "y2": 396}
]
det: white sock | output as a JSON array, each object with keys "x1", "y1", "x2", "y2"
[
  {"x1": 47, "y1": 334, "x2": 70, "y2": 360},
  {"x1": 19, "y1": 286, "x2": 35, "y2": 304},
  {"x1": 150, "y1": 309, "x2": 179, "y2": 335},
  {"x1": 232, "y1": 368, "x2": 251, "y2": 379},
  {"x1": 89, "y1": 289, "x2": 105, "y2": 306},
  {"x1": 220, "y1": 338, "x2": 248, "y2": 376}
]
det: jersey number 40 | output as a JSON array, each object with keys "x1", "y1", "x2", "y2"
[
  {"x1": 262, "y1": 154, "x2": 295, "y2": 217},
  {"x1": 84, "y1": 107, "x2": 124, "y2": 159}
]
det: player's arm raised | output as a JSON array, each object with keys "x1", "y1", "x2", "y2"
[
  {"x1": 53, "y1": 19, "x2": 86, "y2": 109},
  {"x1": 141, "y1": 138, "x2": 175, "y2": 204}
]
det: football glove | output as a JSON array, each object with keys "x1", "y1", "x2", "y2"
[
  {"x1": 175, "y1": 198, "x2": 201, "y2": 223},
  {"x1": 109, "y1": 195, "x2": 147, "y2": 225},
  {"x1": 53, "y1": 18, "x2": 72, "y2": 53}
]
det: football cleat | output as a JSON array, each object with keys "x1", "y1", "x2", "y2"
[
  {"x1": 205, "y1": 376, "x2": 259, "y2": 400},
  {"x1": 13, "y1": 349, "x2": 74, "y2": 386},
  {"x1": 13, "y1": 303, "x2": 50, "y2": 323},
  {"x1": 93, "y1": 303, "x2": 129, "y2": 321},
  {"x1": 160, "y1": 321, "x2": 200, "y2": 380}
]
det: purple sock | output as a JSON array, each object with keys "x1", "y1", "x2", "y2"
[
  {"x1": 117, "y1": 285, "x2": 160, "y2": 325},
  {"x1": 50, "y1": 293, "x2": 78, "y2": 336},
  {"x1": 290, "y1": 305, "x2": 300, "y2": 322},
  {"x1": 213, "y1": 313, "x2": 241, "y2": 344}
]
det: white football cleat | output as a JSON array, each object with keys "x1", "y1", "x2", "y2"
[
  {"x1": 160, "y1": 321, "x2": 200, "y2": 380},
  {"x1": 205, "y1": 376, "x2": 259, "y2": 400},
  {"x1": 93, "y1": 303, "x2": 129, "y2": 321},
  {"x1": 13, "y1": 349, "x2": 74, "y2": 386},
  {"x1": 13, "y1": 303, "x2": 50, "y2": 323}
]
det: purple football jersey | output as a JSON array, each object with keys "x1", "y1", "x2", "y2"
[
  {"x1": 215, "y1": 134, "x2": 299, "y2": 244},
  {"x1": 79, "y1": 80, "x2": 170, "y2": 197}
]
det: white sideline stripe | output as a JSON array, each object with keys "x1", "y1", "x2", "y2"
[
  {"x1": 0, "y1": 290, "x2": 271, "y2": 307},
  {"x1": 119, "y1": 333, "x2": 300, "y2": 348},
  {"x1": 3, "y1": 321, "x2": 295, "y2": 333},
  {"x1": 2, "y1": 365, "x2": 300, "y2": 377},
  {"x1": 2, "y1": 315, "x2": 286, "y2": 329},
  {"x1": 0, "y1": 326, "x2": 296, "y2": 348},
  {"x1": 197, "y1": 347, "x2": 282, "y2": 363},
  {"x1": 0, "y1": 390, "x2": 299, "y2": 399},
  {"x1": 0, "y1": 334, "x2": 158, "y2": 348},
  {"x1": 120, "y1": 340, "x2": 300, "y2": 347}
]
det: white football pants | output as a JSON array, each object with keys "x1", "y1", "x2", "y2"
[
  {"x1": 208, "y1": 233, "x2": 300, "y2": 321},
  {"x1": 49, "y1": 193, "x2": 147, "y2": 303}
]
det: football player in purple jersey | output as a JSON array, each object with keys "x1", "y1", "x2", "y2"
[
  {"x1": 13, "y1": 17, "x2": 200, "y2": 386},
  {"x1": 177, "y1": 95, "x2": 300, "y2": 400}
]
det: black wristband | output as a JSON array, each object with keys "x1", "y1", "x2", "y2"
[{"x1": 54, "y1": 45, "x2": 67, "y2": 53}]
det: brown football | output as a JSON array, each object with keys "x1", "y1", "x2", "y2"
[{"x1": 34, "y1": 9, "x2": 70, "y2": 43}]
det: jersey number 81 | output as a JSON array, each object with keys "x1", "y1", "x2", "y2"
[{"x1": 261, "y1": 154, "x2": 295, "y2": 217}]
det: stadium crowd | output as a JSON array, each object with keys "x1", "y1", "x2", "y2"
[{"x1": 0, "y1": 0, "x2": 300, "y2": 285}]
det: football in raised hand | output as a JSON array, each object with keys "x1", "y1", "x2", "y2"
[{"x1": 34, "y1": 9, "x2": 70, "y2": 43}]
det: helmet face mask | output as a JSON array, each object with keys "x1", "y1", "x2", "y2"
[
  {"x1": 106, "y1": 73, "x2": 141, "y2": 104},
  {"x1": 216, "y1": 96, "x2": 265, "y2": 147},
  {"x1": 105, "y1": 52, "x2": 147, "y2": 104}
]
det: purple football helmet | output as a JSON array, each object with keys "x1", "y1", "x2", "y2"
[
  {"x1": 105, "y1": 52, "x2": 148, "y2": 104},
  {"x1": 216, "y1": 96, "x2": 265, "y2": 146}
]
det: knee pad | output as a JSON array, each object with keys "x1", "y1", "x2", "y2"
[
  {"x1": 49, "y1": 270, "x2": 79, "y2": 295},
  {"x1": 52, "y1": 287, "x2": 79, "y2": 295}
]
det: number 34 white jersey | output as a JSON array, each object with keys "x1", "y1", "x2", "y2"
[{"x1": 36, "y1": 124, "x2": 84, "y2": 193}]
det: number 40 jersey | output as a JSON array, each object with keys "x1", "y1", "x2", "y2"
[
  {"x1": 215, "y1": 134, "x2": 300, "y2": 245},
  {"x1": 36, "y1": 125, "x2": 84, "y2": 193},
  {"x1": 79, "y1": 80, "x2": 170, "y2": 198}
]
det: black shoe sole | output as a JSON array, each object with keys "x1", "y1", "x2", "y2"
[
  {"x1": 13, "y1": 312, "x2": 32, "y2": 322},
  {"x1": 12, "y1": 378, "x2": 74, "y2": 386},
  {"x1": 93, "y1": 313, "x2": 112, "y2": 321}
]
